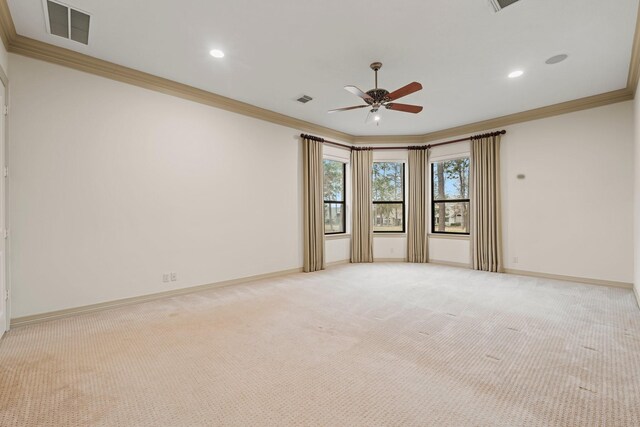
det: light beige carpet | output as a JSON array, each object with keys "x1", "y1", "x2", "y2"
[{"x1": 0, "y1": 263, "x2": 639, "y2": 426}]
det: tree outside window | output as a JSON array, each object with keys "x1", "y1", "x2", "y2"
[
  {"x1": 431, "y1": 158, "x2": 470, "y2": 234},
  {"x1": 373, "y1": 162, "x2": 405, "y2": 233},
  {"x1": 323, "y1": 159, "x2": 346, "y2": 234}
]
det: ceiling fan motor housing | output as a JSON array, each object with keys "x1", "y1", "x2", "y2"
[{"x1": 365, "y1": 89, "x2": 390, "y2": 105}]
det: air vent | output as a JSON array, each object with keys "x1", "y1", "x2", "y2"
[
  {"x1": 489, "y1": 0, "x2": 521, "y2": 12},
  {"x1": 45, "y1": 0, "x2": 90, "y2": 45},
  {"x1": 297, "y1": 95, "x2": 313, "y2": 104}
]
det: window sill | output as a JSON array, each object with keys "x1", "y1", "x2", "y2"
[
  {"x1": 325, "y1": 234, "x2": 351, "y2": 240},
  {"x1": 373, "y1": 233, "x2": 407, "y2": 238},
  {"x1": 428, "y1": 233, "x2": 470, "y2": 240}
]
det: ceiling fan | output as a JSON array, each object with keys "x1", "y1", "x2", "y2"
[{"x1": 328, "y1": 62, "x2": 423, "y2": 123}]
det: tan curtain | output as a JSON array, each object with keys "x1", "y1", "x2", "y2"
[
  {"x1": 302, "y1": 137, "x2": 325, "y2": 272},
  {"x1": 470, "y1": 134, "x2": 503, "y2": 272},
  {"x1": 351, "y1": 149, "x2": 374, "y2": 263},
  {"x1": 407, "y1": 148, "x2": 429, "y2": 263}
]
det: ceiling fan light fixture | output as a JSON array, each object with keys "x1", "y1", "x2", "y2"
[
  {"x1": 209, "y1": 49, "x2": 225, "y2": 58},
  {"x1": 508, "y1": 70, "x2": 524, "y2": 78}
]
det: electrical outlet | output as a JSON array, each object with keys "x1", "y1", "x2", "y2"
[
  {"x1": 513, "y1": 257, "x2": 519, "y2": 264},
  {"x1": 170, "y1": 272, "x2": 177, "y2": 282},
  {"x1": 162, "y1": 273, "x2": 170, "y2": 283},
  {"x1": 390, "y1": 248, "x2": 395, "y2": 254}
]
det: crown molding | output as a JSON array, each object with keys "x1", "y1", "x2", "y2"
[
  {"x1": 351, "y1": 88, "x2": 634, "y2": 144},
  {"x1": 0, "y1": 0, "x2": 638, "y2": 144},
  {"x1": 0, "y1": 0, "x2": 14, "y2": 51},
  {"x1": 417, "y1": 88, "x2": 633, "y2": 143},
  {"x1": 352, "y1": 134, "x2": 425, "y2": 145},
  {"x1": 9, "y1": 34, "x2": 356, "y2": 143},
  {"x1": 628, "y1": 2, "x2": 640, "y2": 95}
]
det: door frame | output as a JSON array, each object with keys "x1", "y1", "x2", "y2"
[{"x1": 0, "y1": 64, "x2": 9, "y2": 336}]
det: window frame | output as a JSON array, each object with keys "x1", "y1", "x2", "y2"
[
  {"x1": 372, "y1": 162, "x2": 406, "y2": 234},
  {"x1": 430, "y1": 158, "x2": 470, "y2": 236},
  {"x1": 323, "y1": 160, "x2": 347, "y2": 235}
]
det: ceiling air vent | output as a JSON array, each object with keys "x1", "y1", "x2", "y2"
[
  {"x1": 296, "y1": 95, "x2": 313, "y2": 104},
  {"x1": 489, "y1": 0, "x2": 521, "y2": 12},
  {"x1": 45, "y1": 0, "x2": 90, "y2": 45}
]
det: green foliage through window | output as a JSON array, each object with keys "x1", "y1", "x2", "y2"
[
  {"x1": 323, "y1": 160, "x2": 346, "y2": 234},
  {"x1": 431, "y1": 158, "x2": 470, "y2": 234},
  {"x1": 373, "y1": 162, "x2": 404, "y2": 232}
]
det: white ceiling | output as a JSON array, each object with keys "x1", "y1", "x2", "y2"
[{"x1": 7, "y1": 0, "x2": 639, "y2": 136}]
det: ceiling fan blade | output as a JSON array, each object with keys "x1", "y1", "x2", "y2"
[
  {"x1": 344, "y1": 85, "x2": 374, "y2": 102},
  {"x1": 386, "y1": 82, "x2": 422, "y2": 101},
  {"x1": 385, "y1": 103, "x2": 423, "y2": 113},
  {"x1": 328, "y1": 105, "x2": 369, "y2": 113}
]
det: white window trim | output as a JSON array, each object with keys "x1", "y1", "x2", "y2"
[
  {"x1": 372, "y1": 160, "x2": 407, "y2": 234},
  {"x1": 429, "y1": 155, "x2": 471, "y2": 236},
  {"x1": 323, "y1": 157, "x2": 351, "y2": 235}
]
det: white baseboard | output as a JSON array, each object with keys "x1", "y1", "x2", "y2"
[
  {"x1": 326, "y1": 260, "x2": 350, "y2": 267},
  {"x1": 10, "y1": 267, "x2": 303, "y2": 328},
  {"x1": 428, "y1": 259, "x2": 472, "y2": 269},
  {"x1": 12, "y1": 263, "x2": 635, "y2": 327},
  {"x1": 329, "y1": 258, "x2": 407, "y2": 264},
  {"x1": 634, "y1": 286, "x2": 640, "y2": 308},
  {"x1": 504, "y1": 268, "x2": 633, "y2": 290}
]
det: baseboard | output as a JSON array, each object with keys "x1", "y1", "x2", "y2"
[
  {"x1": 634, "y1": 286, "x2": 640, "y2": 308},
  {"x1": 10, "y1": 267, "x2": 303, "y2": 328},
  {"x1": 374, "y1": 258, "x2": 407, "y2": 262},
  {"x1": 428, "y1": 259, "x2": 472, "y2": 269},
  {"x1": 326, "y1": 259, "x2": 350, "y2": 267},
  {"x1": 504, "y1": 268, "x2": 633, "y2": 290}
]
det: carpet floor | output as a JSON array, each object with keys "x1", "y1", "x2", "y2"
[{"x1": 0, "y1": 263, "x2": 639, "y2": 426}]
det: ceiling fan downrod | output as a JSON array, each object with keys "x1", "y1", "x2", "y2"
[{"x1": 370, "y1": 62, "x2": 382, "y2": 90}]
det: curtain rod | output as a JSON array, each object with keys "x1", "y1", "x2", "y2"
[{"x1": 300, "y1": 129, "x2": 506, "y2": 151}]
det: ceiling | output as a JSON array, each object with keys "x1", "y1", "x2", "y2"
[{"x1": 7, "y1": 0, "x2": 640, "y2": 136}]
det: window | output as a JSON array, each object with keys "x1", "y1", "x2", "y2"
[
  {"x1": 431, "y1": 158, "x2": 470, "y2": 234},
  {"x1": 372, "y1": 162, "x2": 405, "y2": 233},
  {"x1": 324, "y1": 159, "x2": 346, "y2": 234}
]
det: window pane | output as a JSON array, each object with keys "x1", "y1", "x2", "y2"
[
  {"x1": 324, "y1": 203, "x2": 344, "y2": 233},
  {"x1": 432, "y1": 158, "x2": 469, "y2": 200},
  {"x1": 323, "y1": 160, "x2": 344, "y2": 202},
  {"x1": 373, "y1": 162, "x2": 403, "y2": 201},
  {"x1": 433, "y1": 202, "x2": 469, "y2": 233},
  {"x1": 373, "y1": 203, "x2": 404, "y2": 232}
]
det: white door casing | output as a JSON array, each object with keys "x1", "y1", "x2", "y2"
[{"x1": 0, "y1": 84, "x2": 7, "y2": 337}]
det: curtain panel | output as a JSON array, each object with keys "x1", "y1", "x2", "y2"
[
  {"x1": 302, "y1": 137, "x2": 325, "y2": 272},
  {"x1": 470, "y1": 134, "x2": 503, "y2": 272},
  {"x1": 351, "y1": 149, "x2": 374, "y2": 263},
  {"x1": 407, "y1": 148, "x2": 429, "y2": 263}
]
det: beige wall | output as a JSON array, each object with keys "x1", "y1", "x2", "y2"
[
  {"x1": 334, "y1": 102, "x2": 635, "y2": 283},
  {"x1": 501, "y1": 101, "x2": 634, "y2": 283},
  {"x1": 6, "y1": 51, "x2": 636, "y2": 317},
  {"x1": 429, "y1": 102, "x2": 635, "y2": 283},
  {"x1": 8, "y1": 53, "x2": 343, "y2": 318}
]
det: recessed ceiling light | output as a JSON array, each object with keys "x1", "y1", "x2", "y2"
[
  {"x1": 508, "y1": 70, "x2": 524, "y2": 78},
  {"x1": 209, "y1": 49, "x2": 225, "y2": 58},
  {"x1": 546, "y1": 54, "x2": 568, "y2": 65}
]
